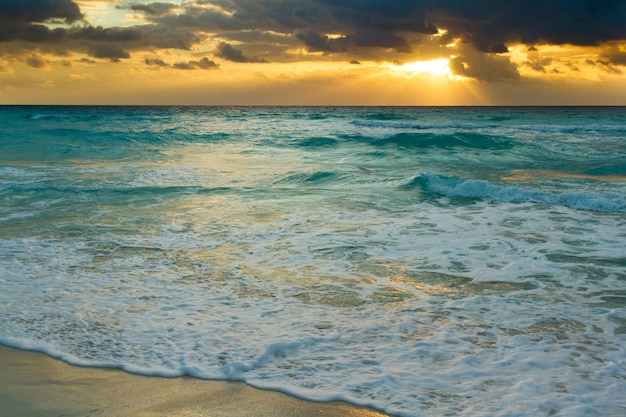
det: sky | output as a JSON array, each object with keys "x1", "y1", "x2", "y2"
[{"x1": 1, "y1": 0, "x2": 626, "y2": 105}]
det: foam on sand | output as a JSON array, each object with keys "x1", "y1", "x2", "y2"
[{"x1": 0, "y1": 345, "x2": 388, "y2": 417}]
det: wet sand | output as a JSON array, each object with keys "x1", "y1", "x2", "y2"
[{"x1": 0, "y1": 345, "x2": 389, "y2": 417}]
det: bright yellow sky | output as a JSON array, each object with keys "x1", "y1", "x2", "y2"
[{"x1": 1, "y1": 1, "x2": 626, "y2": 105}]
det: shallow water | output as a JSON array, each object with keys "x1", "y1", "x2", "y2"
[{"x1": 1, "y1": 106, "x2": 625, "y2": 416}]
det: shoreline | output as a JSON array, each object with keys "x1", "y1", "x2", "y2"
[{"x1": 0, "y1": 345, "x2": 389, "y2": 417}]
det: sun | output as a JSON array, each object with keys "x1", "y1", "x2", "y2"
[{"x1": 390, "y1": 58, "x2": 454, "y2": 77}]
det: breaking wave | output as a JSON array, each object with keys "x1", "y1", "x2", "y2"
[{"x1": 411, "y1": 172, "x2": 626, "y2": 212}]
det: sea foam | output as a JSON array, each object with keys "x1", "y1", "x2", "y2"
[{"x1": 413, "y1": 172, "x2": 626, "y2": 212}]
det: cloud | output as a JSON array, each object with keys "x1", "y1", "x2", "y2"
[
  {"x1": 296, "y1": 32, "x2": 343, "y2": 53},
  {"x1": 593, "y1": 59, "x2": 623, "y2": 74},
  {"x1": 25, "y1": 53, "x2": 49, "y2": 68},
  {"x1": 347, "y1": 30, "x2": 411, "y2": 52},
  {"x1": 89, "y1": 43, "x2": 130, "y2": 61},
  {"x1": 5, "y1": 2, "x2": 626, "y2": 54},
  {"x1": 0, "y1": 23, "x2": 67, "y2": 43},
  {"x1": 146, "y1": 56, "x2": 219, "y2": 69},
  {"x1": 525, "y1": 57, "x2": 553, "y2": 73},
  {"x1": 171, "y1": 61, "x2": 196, "y2": 70},
  {"x1": 73, "y1": 25, "x2": 142, "y2": 42},
  {"x1": 149, "y1": 1, "x2": 626, "y2": 52},
  {"x1": 315, "y1": 0, "x2": 437, "y2": 34},
  {"x1": 450, "y1": 48, "x2": 520, "y2": 82},
  {"x1": 128, "y1": 2, "x2": 180, "y2": 17},
  {"x1": 145, "y1": 57, "x2": 169, "y2": 67},
  {"x1": 429, "y1": 0, "x2": 626, "y2": 51},
  {"x1": 0, "y1": 0, "x2": 82, "y2": 24},
  {"x1": 192, "y1": 56, "x2": 219, "y2": 69},
  {"x1": 215, "y1": 42, "x2": 267, "y2": 63},
  {"x1": 601, "y1": 44, "x2": 626, "y2": 65},
  {"x1": 296, "y1": 30, "x2": 410, "y2": 53}
]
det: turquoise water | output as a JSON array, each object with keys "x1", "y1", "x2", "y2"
[{"x1": 1, "y1": 106, "x2": 625, "y2": 416}]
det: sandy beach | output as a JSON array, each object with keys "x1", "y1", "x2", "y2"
[{"x1": 0, "y1": 345, "x2": 389, "y2": 417}]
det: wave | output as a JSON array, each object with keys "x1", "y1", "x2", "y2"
[
  {"x1": 375, "y1": 132, "x2": 513, "y2": 150},
  {"x1": 295, "y1": 136, "x2": 338, "y2": 147},
  {"x1": 353, "y1": 120, "x2": 499, "y2": 130},
  {"x1": 410, "y1": 173, "x2": 626, "y2": 213},
  {"x1": 274, "y1": 171, "x2": 344, "y2": 186},
  {"x1": 336, "y1": 132, "x2": 514, "y2": 150},
  {"x1": 514, "y1": 124, "x2": 626, "y2": 133},
  {"x1": 0, "y1": 183, "x2": 232, "y2": 197},
  {"x1": 27, "y1": 113, "x2": 58, "y2": 120},
  {"x1": 353, "y1": 120, "x2": 626, "y2": 134}
]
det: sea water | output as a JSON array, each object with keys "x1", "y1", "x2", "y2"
[{"x1": 1, "y1": 106, "x2": 625, "y2": 416}]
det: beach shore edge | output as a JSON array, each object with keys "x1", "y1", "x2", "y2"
[{"x1": 0, "y1": 345, "x2": 390, "y2": 417}]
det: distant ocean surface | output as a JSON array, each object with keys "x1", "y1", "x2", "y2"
[{"x1": 1, "y1": 106, "x2": 625, "y2": 417}]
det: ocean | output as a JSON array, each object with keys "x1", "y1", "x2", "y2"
[{"x1": 1, "y1": 106, "x2": 625, "y2": 416}]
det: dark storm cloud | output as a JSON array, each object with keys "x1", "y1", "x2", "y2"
[
  {"x1": 0, "y1": 0, "x2": 81, "y2": 44},
  {"x1": 215, "y1": 42, "x2": 267, "y2": 63},
  {"x1": 296, "y1": 30, "x2": 410, "y2": 53},
  {"x1": 429, "y1": 0, "x2": 626, "y2": 52},
  {"x1": 72, "y1": 26, "x2": 142, "y2": 42},
  {"x1": 0, "y1": 0, "x2": 198, "y2": 53},
  {"x1": 0, "y1": 0, "x2": 82, "y2": 23},
  {"x1": 314, "y1": 0, "x2": 436, "y2": 34},
  {"x1": 216, "y1": 29, "x2": 293, "y2": 46},
  {"x1": 151, "y1": 1, "x2": 626, "y2": 52},
  {"x1": 135, "y1": 24, "x2": 201, "y2": 50},
  {"x1": 6, "y1": 1, "x2": 626, "y2": 52},
  {"x1": 4, "y1": 1, "x2": 626, "y2": 53},
  {"x1": 348, "y1": 31, "x2": 411, "y2": 52},
  {"x1": 296, "y1": 32, "x2": 343, "y2": 53},
  {"x1": 316, "y1": 0, "x2": 626, "y2": 52},
  {"x1": 0, "y1": 23, "x2": 67, "y2": 43}
]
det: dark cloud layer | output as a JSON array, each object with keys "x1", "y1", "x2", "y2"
[
  {"x1": 148, "y1": 1, "x2": 626, "y2": 52},
  {"x1": 296, "y1": 30, "x2": 411, "y2": 53},
  {"x1": 431, "y1": 0, "x2": 626, "y2": 52},
  {"x1": 0, "y1": 0, "x2": 82, "y2": 23},
  {"x1": 3, "y1": 1, "x2": 626, "y2": 49}
]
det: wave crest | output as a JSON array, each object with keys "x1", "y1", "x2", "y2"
[
  {"x1": 411, "y1": 173, "x2": 626, "y2": 212},
  {"x1": 373, "y1": 132, "x2": 513, "y2": 150}
]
